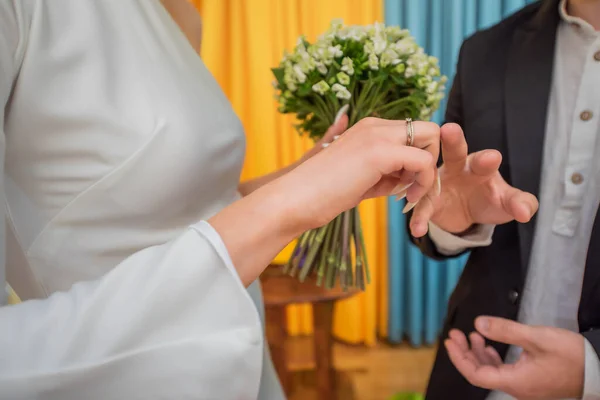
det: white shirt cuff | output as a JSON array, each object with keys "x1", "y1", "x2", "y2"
[
  {"x1": 583, "y1": 338, "x2": 600, "y2": 399},
  {"x1": 427, "y1": 222, "x2": 495, "y2": 256}
]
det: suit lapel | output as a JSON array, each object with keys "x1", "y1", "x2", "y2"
[{"x1": 504, "y1": 0, "x2": 560, "y2": 273}]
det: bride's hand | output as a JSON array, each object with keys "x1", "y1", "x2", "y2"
[
  {"x1": 210, "y1": 117, "x2": 440, "y2": 285},
  {"x1": 274, "y1": 117, "x2": 441, "y2": 234},
  {"x1": 299, "y1": 105, "x2": 350, "y2": 162}
]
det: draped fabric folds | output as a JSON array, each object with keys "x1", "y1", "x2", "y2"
[
  {"x1": 191, "y1": 0, "x2": 385, "y2": 345},
  {"x1": 384, "y1": 0, "x2": 537, "y2": 346}
]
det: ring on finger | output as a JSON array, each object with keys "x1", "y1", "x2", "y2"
[{"x1": 405, "y1": 117, "x2": 415, "y2": 147}]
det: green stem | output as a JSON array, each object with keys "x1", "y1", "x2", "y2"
[
  {"x1": 356, "y1": 214, "x2": 371, "y2": 284},
  {"x1": 340, "y1": 210, "x2": 350, "y2": 291},
  {"x1": 313, "y1": 95, "x2": 333, "y2": 124},
  {"x1": 374, "y1": 96, "x2": 415, "y2": 114},
  {"x1": 299, "y1": 224, "x2": 329, "y2": 282},
  {"x1": 317, "y1": 216, "x2": 337, "y2": 286},
  {"x1": 290, "y1": 229, "x2": 315, "y2": 278},
  {"x1": 348, "y1": 210, "x2": 355, "y2": 289},
  {"x1": 325, "y1": 215, "x2": 342, "y2": 288},
  {"x1": 353, "y1": 208, "x2": 365, "y2": 291}
]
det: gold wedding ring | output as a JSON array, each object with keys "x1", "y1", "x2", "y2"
[{"x1": 405, "y1": 118, "x2": 415, "y2": 147}]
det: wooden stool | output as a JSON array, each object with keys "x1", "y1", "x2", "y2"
[{"x1": 260, "y1": 265, "x2": 360, "y2": 400}]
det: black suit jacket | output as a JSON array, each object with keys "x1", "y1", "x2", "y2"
[{"x1": 410, "y1": 1, "x2": 600, "y2": 399}]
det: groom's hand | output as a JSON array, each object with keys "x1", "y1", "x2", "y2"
[
  {"x1": 410, "y1": 123, "x2": 539, "y2": 236},
  {"x1": 445, "y1": 317, "x2": 585, "y2": 400}
]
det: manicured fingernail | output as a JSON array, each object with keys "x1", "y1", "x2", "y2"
[
  {"x1": 334, "y1": 104, "x2": 349, "y2": 124},
  {"x1": 436, "y1": 174, "x2": 442, "y2": 196},
  {"x1": 476, "y1": 317, "x2": 490, "y2": 332},
  {"x1": 395, "y1": 191, "x2": 407, "y2": 201},
  {"x1": 403, "y1": 201, "x2": 418, "y2": 214},
  {"x1": 321, "y1": 142, "x2": 330, "y2": 148},
  {"x1": 391, "y1": 182, "x2": 413, "y2": 196}
]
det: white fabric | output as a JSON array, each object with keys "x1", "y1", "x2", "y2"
[
  {"x1": 0, "y1": 223, "x2": 263, "y2": 400},
  {"x1": 426, "y1": 222, "x2": 494, "y2": 256},
  {"x1": 429, "y1": 1, "x2": 600, "y2": 398},
  {"x1": 0, "y1": 1, "x2": 283, "y2": 398}
]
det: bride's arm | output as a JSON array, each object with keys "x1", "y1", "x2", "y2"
[{"x1": 0, "y1": 3, "x2": 440, "y2": 398}]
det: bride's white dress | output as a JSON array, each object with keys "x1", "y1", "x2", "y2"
[{"x1": 0, "y1": 1, "x2": 285, "y2": 399}]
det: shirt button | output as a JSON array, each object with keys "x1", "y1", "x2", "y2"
[
  {"x1": 580, "y1": 110, "x2": 593, "y2": 121},
  {"x1": 594, "y1": 51, "x2": 600, "y2": 62},
  {"x1": 508, "y1": 290, "x2": 519, "y2": 305},
  {"x1": 571, "y1": 172, "x2": 584, "y2": 185}
]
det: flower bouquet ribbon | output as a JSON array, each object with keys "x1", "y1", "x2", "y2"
[{"x1": 272, "y1": 20, "x2": 447, "y2": 290}]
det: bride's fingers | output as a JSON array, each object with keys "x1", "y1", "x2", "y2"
[
  {"x1": 355, "y1": 117, "x2": 440, "y2": 153},
  {"x1": 318, "y1": 107, "x2": 349, "y2": 148}
]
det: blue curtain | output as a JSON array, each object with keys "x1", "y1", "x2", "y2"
[{"x1": 385, "y1": 0, "x2": 537, "y2": 346}]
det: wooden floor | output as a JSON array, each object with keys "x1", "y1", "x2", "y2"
[{"x1": 285, "y1": 336, "x2": 437, "y2": 400}]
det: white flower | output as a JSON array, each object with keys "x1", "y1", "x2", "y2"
[
  {"x1": 283, "y1": 67, "x2": 298, "y2": 91},
  {"x1": 394, "y1": 38, "x2": 418, "y2": 55},
  {"x1": 427, "y1": 81, "x2": 438, "y2": 94},
  {"x1": 420, "y1": 107, "x2": 432, "y2": 119},
  {"x1": 332, "y1": 83, "x2": 352, "y2": 100},
  {"x1": 364, "y1": 41, "x2": 375, "y2": 54},
  {"x1": 428, "y1": 67, "x2": 440, "y2": 77},
  {"x1": 312, "y1": 80, "x2": 331, "y2": 95},
  {"x1": 368, "y1": 53, "x2": 379, "y2": 70},
  {"x1": 380, "y1": 48, "x2": 399, "y2": 68},
  {"x1": 293, "y1": 65, "x2": 307, "y2": 83},
  {"x1": 330, "y1": 18, "x2": 344, "y2": 33},
  {"x1": 341, "y1": 57, "x2": 354, "y2": 75},
  {"x1": 385, "y1": 26, "x2": 408, "y2": 42},
  {"x1": 316, "y1": 62, "x2": 328, "y2": 75},
  {"x1": 337, "y1": 72, "x2": 351, "y2": 85},
  {"x1": 328, "y1": 44, "x2": 343, "y2": 58},
  {"x1": 337, "y1": 26, "x2": 367, "y2": 41},
  {"x1": 405, "y1": 66, "x2": 415, "y2": 78}
]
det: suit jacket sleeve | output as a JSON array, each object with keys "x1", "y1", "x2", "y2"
[
  {"x1": 0, "y1": 3, "x2": 262, "y2": 399},
  {"x1": 406, "y1": 41, "x2": 469, "y2": 260}
]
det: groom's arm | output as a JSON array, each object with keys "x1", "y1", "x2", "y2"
[{"x1": 407, "y1": 40, "x2": 498, "y2": 261}]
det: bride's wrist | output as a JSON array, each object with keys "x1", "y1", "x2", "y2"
[{"x1": 208, "y1": 182, "x2": 301, "y2": 285}]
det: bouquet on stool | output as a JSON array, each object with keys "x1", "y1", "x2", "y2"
[{"x1": 272, "y1": 20, "x2": 446, "y2": 290}]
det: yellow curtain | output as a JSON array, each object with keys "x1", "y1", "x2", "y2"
[{"x1": 192, "y1": 0, "x2": 387, "y2": 345}]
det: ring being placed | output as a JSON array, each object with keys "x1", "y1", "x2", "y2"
[{"x1": 405, "y1": 118, "x2": 415, "y2": 147}]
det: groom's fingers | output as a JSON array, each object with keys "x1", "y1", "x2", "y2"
[
  {"x1": 475, "y1": 317, "x2": 539, "y2": 352},
  {"x1": 501, "y1": 185, "x2": 539, "y2": 223},
  {"x1": 469, "y1": 332, "x2": 497, "y2": 366},
  {"x1": 445, "y1": 339, "x2": 505, "y2": 390},
  {"x1": 468, "y1": 149, "x2": 502, "y2": 177},
  {"x1": 448, "y1": 329, "x2": 470, "y2": 352},
  {"x1": 440, "y1": 123, "x2": 468, "y2": 172}
]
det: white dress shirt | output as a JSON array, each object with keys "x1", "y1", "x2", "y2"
[
  {"x1": 429, "y1": 1, "x2": 600, "y2": 399},
  {"x1": 0, "y1": 1, "x2": 279, "y2": 398}
]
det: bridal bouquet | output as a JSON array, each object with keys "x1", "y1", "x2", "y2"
[{"x1": 272, "y1": 20, "x2": 447, "y2": 290}]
